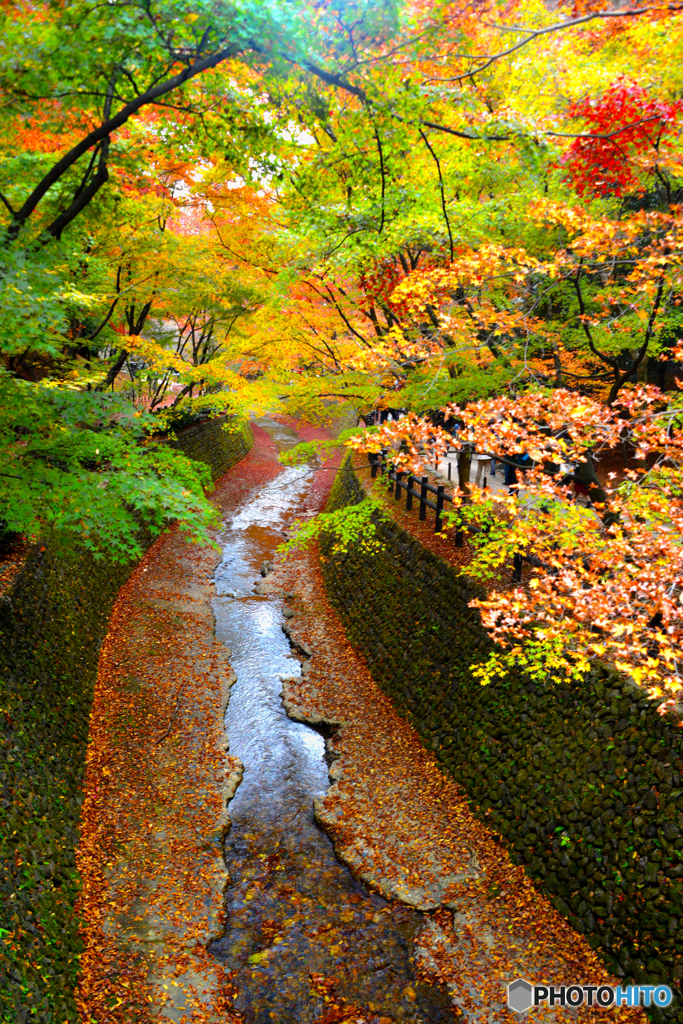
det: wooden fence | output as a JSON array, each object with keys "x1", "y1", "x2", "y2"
[
  {"x1": 369, "y1": 449, "x2": 525, "y2": 581},
  {"x1": 370, "y1": 448, "x2": 464, "y2": 543}
]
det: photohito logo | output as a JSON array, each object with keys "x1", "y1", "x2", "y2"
[{"x1": 507, "y1": 979, "x2": 673, "y2": 1013}]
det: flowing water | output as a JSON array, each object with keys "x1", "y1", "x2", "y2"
[{"x1": 209, "y1": 417, "x2": 454, "y2": 1024}]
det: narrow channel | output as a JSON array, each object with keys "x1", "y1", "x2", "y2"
[{"x1": 208, "y1": 417, "x2": 454, "y2": 1024}]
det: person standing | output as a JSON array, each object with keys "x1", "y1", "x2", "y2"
[{"x1": 504, "y1": 460, "x2": 518, "y2": 494}]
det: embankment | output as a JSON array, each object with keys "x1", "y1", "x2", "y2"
[
  {"x1": 320, "y1": 456, "x2": 683, "y2": 1020},
  {"x1": 0, "y1": 415, "x2": 252, "y2": 1024}
]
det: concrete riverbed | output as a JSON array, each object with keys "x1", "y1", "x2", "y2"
[{"x1": 77, "y1": 415, "x2": 640, "y2": 1024}]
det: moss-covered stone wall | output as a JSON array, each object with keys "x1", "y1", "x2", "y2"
[
  {"x1": 166, "y1": 414, "x2": 253, "y2": 481},
  {"x1": 0, "y1": 415, "x2": 253, "y2": 1024},
  {"x1": 321, "y1": 458, "x2": 683, "y2": 1019}
]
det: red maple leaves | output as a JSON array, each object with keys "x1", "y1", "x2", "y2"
[{"x1": 561, "y1": 79, "x2": 683, "y2": 198}]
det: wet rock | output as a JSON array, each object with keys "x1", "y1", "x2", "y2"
[
  {"x1": 224, "y1": 766, "x2": 244, "y2": 802},
  {"x1": 253, "y1": 580, "x2": 281, "y2": 596}
]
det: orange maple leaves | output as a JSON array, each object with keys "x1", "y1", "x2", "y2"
[{"x1": 348, "y1": 385, "x2": 683, "y2": 701}]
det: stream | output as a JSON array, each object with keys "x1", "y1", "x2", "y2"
[{"x1": 208, "y1": 417, "x2": 454, "y2": 1024}]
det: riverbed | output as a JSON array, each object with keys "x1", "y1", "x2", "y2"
[{"x1": 209, "y1": 417, "x2": 454, "y2": 1024}]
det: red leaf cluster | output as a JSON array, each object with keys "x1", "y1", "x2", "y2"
[{"x1": 561, "y1": 79, "x2": 683, "y2": 198}]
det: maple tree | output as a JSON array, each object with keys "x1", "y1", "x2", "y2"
[
  {"x1": 347, "y1": 380, "x2": 683, "y2": 701},
  {"x1": 0, "y1": 0, "x2": 406, "y2": 553},
  {"x1": 219, "y1": 0, "x2": 683, "y2": 422},
  {"x1": 231, "y1": 0, "x2": 683, "y2": 701},
  {"x1": 561, "y1": 79, "x2": 683, "y2": 201},
  {"x1": 372, "y1": 196, "x2": 683, "y2": 407},
  {"x1": 101, "y1": 227, "x2": 266, "y2": 412},
  {"x1": 5, "y1": 2, "x2": 683, "y2": 1020},
  {"x1": 0, "y1": 375, "x2": 217, "y2": 562},
  {"x1": 2, "y1": 0, "x2": 683, "y2": 611}
]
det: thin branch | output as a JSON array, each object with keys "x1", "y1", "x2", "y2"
[
  {"x1": 0, "y1": 192, "x2": 16, "y2": 216},
  {"x1": 547, "y1": 115, "x2": 663, "y2": 140},
  {"x1": 607, "y1": 274, "x2": 666, "y2": 404},
  {"x1": 372, "y1": 122, "x2": 386, "y2": 233},
  {"x1": 573, "y1": 263, "x2": 617, "y2": 370},
  {"x1": 311, "y1": 279, "x2": 370, "y2": 345},
  {"x1": 419, "y1": 129, "x2": 454, "y2": 261},
  {"x1": 428, "y1": 6, "x2": 683, "y2": 82},
  {"x1": 71, "y1": 141, "x2": 102, "y2": 203},
  {"x1": 419, "y1": 118, "x2": 509, "y2": 141},
  {"x1": 155, "y1": 680, "x2": 190, "y2": 744},
  {"x1": 86, "y1": 294, "x2": 120, "y2": 342}
]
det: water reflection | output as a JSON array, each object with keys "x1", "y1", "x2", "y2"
[{"x1": 209, "y1": 417, "x2": 454, "y2": 1024}]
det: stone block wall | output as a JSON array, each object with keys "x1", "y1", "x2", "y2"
[
  {"x1": 320, "y1": 458, "x2": 683, "y2": 1019},
  {"x1": 166, "y1": 414, "x2": 253, "y2": 481}
]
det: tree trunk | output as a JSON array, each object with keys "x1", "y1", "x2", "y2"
[
  {"x1": 573, "y1": 455, "x2": 618, "y2": 526},
  {"x1": 96, "y1": 349, "x2": 128, "y2": 391}
]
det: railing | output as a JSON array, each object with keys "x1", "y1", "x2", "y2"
[
  {"x1": 370, "y1": 449, "x2": 465, "y2": 544},
  {"x1": 369, "y1": 449, "x2": 527, "y2": 579}
]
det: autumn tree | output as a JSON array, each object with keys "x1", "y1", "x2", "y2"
[
  {"x1": 249, "y1": 0, "x2": 683, "y2": 697},
  {"x1": 228, "y1": 0, "x2": 683, "y2": 421},
  {"x1": 4, "y1": 0, "x2": 683, "y2": 554},
  {"x1": 348, "y1": 380, "x2": 683, "y2": 700},
  {"x1": 0, "y1": 0, "x2": 405, "y2": 552},
  {"x1": 122, "y1": 232, "x2": 267, "y2": 412}
]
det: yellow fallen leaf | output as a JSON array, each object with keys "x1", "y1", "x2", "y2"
[{"x1": 248, "y1": 950, "x2": 270, "y2": 964}]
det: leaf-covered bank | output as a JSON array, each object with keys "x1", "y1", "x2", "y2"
[
  {"x1": 0, "y1": 416, "x2": 252, "y2": 1024},
  {"x1": 75, "y1": 525, "x2": 242, "y2": 1023},
  {"x1": 0, "y1": 540, "x2": 149, "y2": 1024},
  {"x1": 319, "y1": 457, "x2": 683, "y2": 1020},
  {"x1": 273, "y1": 543, "x2": 640, "y2": 1022},
  {"x1": 165, "y1": 415, "x2": 254, "y2": 483}
]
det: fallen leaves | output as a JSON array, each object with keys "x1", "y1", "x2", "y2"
[
  {"x1": 274, "y1": 532, "x2": 647, "y2": 1023},
  {"x1": 73, "y1": 433, "x2": 290, "y2": 1023},
  {"x1": 75, "y1": 413, "x2": 646, "y2": 1022}
]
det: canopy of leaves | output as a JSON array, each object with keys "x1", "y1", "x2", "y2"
[
  {"x1": 350, "y1": 381, "x2": 683, "y2": 700},
  {"x1": 2, "y1": 0, "x2": 683, "y2": 697},
  {"x1": 0, "y1": 373, "x2": 216, "y2": 561}
]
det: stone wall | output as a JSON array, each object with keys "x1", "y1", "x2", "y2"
[
  {"x1": 0, "y1": 415, "x2": 253, "y2": 1024},
  {"x1": 166, "y1": 414, "x2": 253, "y2": 481},
  {"x1": 321, "y1": 457, "x2": 683, "y2": 1020}
]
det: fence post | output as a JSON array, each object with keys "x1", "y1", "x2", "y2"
[
  {"x1": 513, "y1": 552, "x2": 523, "y2": 583},
  {"x1": 419, "y1": 476, "x2": 428, "y2": 521},
  {"x1": 435, "y1": 484, "x2": 444, "y2": 533},
  {"x1": 387, "y1": 463, "x2": 395, "y2": 492},
  {"x1": 406, "y1": 474, "x2": 414, "y2": 511},
  {"x1": 381, "y1": 447, "x2": 388, "y2": 476},
  {"x1": 395, "y1": 471, "x2": 403, "y2": 500},
  {"x1": 370, "y1": 453, "x2": 379, "y2": 479},
  {"x1": 455, "y1": 528, "x2": 463, "y2": 547}
]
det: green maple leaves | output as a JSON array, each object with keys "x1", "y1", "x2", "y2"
[{"x1": 0, "y1": 375, "x2": 217, "y2": 562}]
